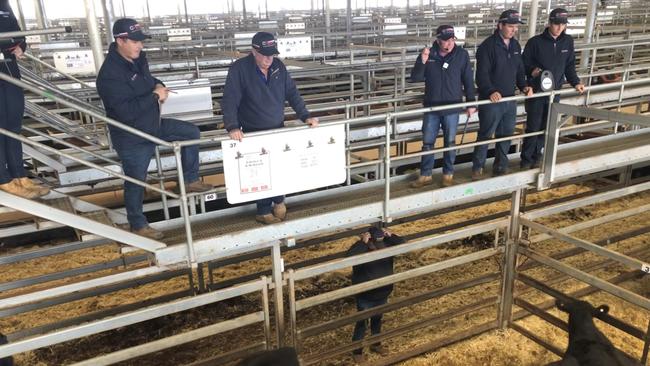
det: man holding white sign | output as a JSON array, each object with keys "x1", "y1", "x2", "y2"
[{"x1": 221, "y1": 32, "x2": 318, "y2": 225}]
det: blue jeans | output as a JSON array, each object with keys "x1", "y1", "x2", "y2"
[
  {"x1": 0, "y1": 81, "x2": 26, "y2": 184},
  {"x1": 352, "y1": 296, "x2": 387, "y2": 354},
  {"x1": 472, "y1": 101, "x2": 517, "y2": 173},
  {"x1": 115, "y1": 118, "x2": 200, "y2": 230},
  {"x1": 420, "y1": 112, "x2": 459, "y2": 176},
  {"x1": 256, "y1": 195, "x2": 284, "y2": 215},
  {"x1": 521, "y1": 95, "x2": 560, "y2": 167}
]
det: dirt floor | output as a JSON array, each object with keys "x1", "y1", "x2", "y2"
[{"x1": 1, "y1": 182, "x2": 649, "y2": 365}]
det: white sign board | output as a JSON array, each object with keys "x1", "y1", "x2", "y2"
[
  {"x1": 160, "y1": 79, "x2": 213, "y2": 121},
  {"x1": 222, "y1": 125, "x2": 346, "y2": 204},
  {"x1": 454, "y1": 26, "x2": 467, "y2": 40},
  {"x1": 566, "y1": 17, "x2": 586, "y2": 35},
  {"x1": 277, "y1": 36, "x2": 312, "y2": 58},
  {"x1": 383, "y1": 17, "x2": 402, "y2": 24},
  {"x1": 285, "y1": 22, "x2": 306, "y2": 30},
  {"x1": 52, "y1": 50, "x2": 96, "y2": 76},
  {"x1": 167, "y1": 28, "x2": 192, "y2": 42},
  {"x1": 25, "y1": 35, "x2": 42, "y2": 44},
  {"x1": 597, "y1": 10, "x2": 614, "y2": 23}
]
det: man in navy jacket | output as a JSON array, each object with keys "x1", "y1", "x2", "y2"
[
  {"x1": 97, "y1": 18, "x2": 212, "y2": 239},
  {"x1": 521, "y1": 8, "x2": 585, "y2": 169},
  {"x1": 0, "y1": 0, "x2": 49, "y2": 199},
  {"x1": 410, "y1": 25, "x2": 476, "y2": 188},
  {"x1": 346, "y1": 227, "x2": 405, "y2": 363},
  {"x1": 472, "y1": 10, "x2": 532, "y2": 178},
  {"x1": 221, "y1": 32, "x2": 318, "y2": 225}
]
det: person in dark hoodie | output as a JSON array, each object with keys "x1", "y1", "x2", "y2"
[
  {"x1": 409, "y1": 25, "x2": 476, "y2": 188},
  {"x1": 520, "y1": 8, "x2": 585, "y2": 169},
  {"x1": 96, "y1": 18, "x2": 212, "y2": 240},
  {"x1": 346, "y1": 227, "x2": 405, "y2": 363},
  {"x1": 472, "y1": 10, "x2": 533, "y2": 179},
  {"x1": 221, "y1": 32, "x2": 319, "y2": 225},
  {"x1": 0, "y1": 0, "x2": 49, "y2": 199}
]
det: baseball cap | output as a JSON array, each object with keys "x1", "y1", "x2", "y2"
[
  {"x1": 549, "y1": 8, "x2": 569, "y2": 24},
  {"x1": 499, "y1": 10, "x2": 525, "y2": 24},
  {"x1": 252, "y1": 32, "x2": 280, "y2": 56},
  {"x1": 112, "y1": 18, "x2": 151, "y2": 41},
  {"x1": 436, "y1": 25, "x2": 455, "y2": 40},
  {"x1": 368, "y1": 227, "x2": 385, "y2": 241}
]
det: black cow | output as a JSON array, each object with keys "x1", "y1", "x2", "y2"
[
  {"x1": 0, "y1": 333, "x2": 13, "y2": 366},
  {"x1": 238, "y1": 347, "x2": 300, "y2": 366},
  {"x1": 547, "y1": 298, "x2": 639, "y2": 366}
]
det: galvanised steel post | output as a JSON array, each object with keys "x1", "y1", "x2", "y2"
[
  {"x1": 173, "y1": 144, "x2": 198, "y2": 269},
  {"x1": 84, "y1": 0, "x2": 105, "y2": 73},
  {"x1": 581, "y1": 0, "x2": 599, "y2": 69},
  {"x1": 498, "y1": 188, "x2": 523, "y2": 328}
]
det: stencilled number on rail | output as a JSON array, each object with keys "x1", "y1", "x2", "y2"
[
  {"x1": 204, "y1": 193, "x2": 217, "y2": 202},
  {"x1": 642, "y1": 263, "x2": 650, "y2": 274}
]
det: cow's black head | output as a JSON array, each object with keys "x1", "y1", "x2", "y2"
[{"x1": 556, "y1": 298, "x2": 609, "y2": 318}]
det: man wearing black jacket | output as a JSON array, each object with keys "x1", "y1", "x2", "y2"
[
  {"x1": 221, "y1": 32, "x2": 318, "y2": 225},
  {"x1": 472, "y1": 10, "x2": 532, "y2": 179},
  {"x1": 97, "y1": 18, "x2": 212, "y2": 239},
  {"x1": 346, "y1": 227, "x2": 405, "y2": 363},
  {"x1": 521, "y1": 8, "x2": 585, "y2": 169},
  {"x1": 410, "y1": 25, "x2": 476, "y2": 188},
  {"x1": 0, "y1": 0, "x2": 49, "y2": 199}
]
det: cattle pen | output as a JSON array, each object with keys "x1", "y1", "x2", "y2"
[{"x1": 0, "y1": 0, "x2": 649, "y2": 365}]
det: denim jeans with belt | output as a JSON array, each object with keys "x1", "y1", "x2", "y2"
[
  {"x1": 116, "y1": 118, "x2": 200, "y2": 230},
  {"x1": 352, "y1": 296, "x2": 388, "y2": 355},
  {"x1": 419, "y1": 112, "x2": 459, "y2": 176},
  {"x1": 472, "y1": 100, "x2": 517, "y2": 174}
]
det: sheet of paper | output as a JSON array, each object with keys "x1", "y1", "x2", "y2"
[{"x1": 222, "y1": 124, "x2": 346, "y2": 204}]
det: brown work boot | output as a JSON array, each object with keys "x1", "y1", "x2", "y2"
[
  {"x1": 17, "y1": 177, "x2": 50, "y2": 197},
  {"x1": 471, "y1": 168, "x2": 484, "y2": 181},
  {"x1": 410, "y1": 175, "x2": 432, "y2": 188},
  {"x1": 370, "y1": 344, "x2": 389, "y2": 356},
  {"x1": 0, "y1": 179, "x2": 40, "y2": 199},
  {"x1": 441, "y1": 174, "x2": 454, "y2": 187},
  {"x1": 352, "y1": 353, "x2": 366, "y2": 364},
  {"x1": 255, "y1": 214, "x2": 281, "y2": 225},
  {"x1": 132, "y1": 225, "x2": 165, "y2": 240},
  {"x1": 273, "y1": 202, "x2": 287, "y2": 221},
  {"x1": 185, "y1": 180, "x2": 213, "y2": 193}
]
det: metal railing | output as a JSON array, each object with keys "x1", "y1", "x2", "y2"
[
  {"x1": 0, "y1": 276, "x2": 273, "y2": 365},
  {"x1": 283, "y1": 180, "x2": 650, "y2": 364},
  {"x1": 1, "y1": 69, "x2": 649, "y2": 268}
]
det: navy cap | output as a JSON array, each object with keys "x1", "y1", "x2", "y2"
[
  {"x1": 549, "y1": 8, "x2": 569, "y2": 24},
  {"x1": 368, "y1": 227, "x2": 385, "y2": 241},
  {"x1": 252, "y1": 32, "x2": 279, "y2": 56},
  {"x1": 436, "y1": 25, "x2": 455, "y2": 40},
  {"x1": 499, "y1": 10, "x2": 525, "y2": 24},
  {"x1": 112, "y1": 18, "x2": 151, "y2": 41}
]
